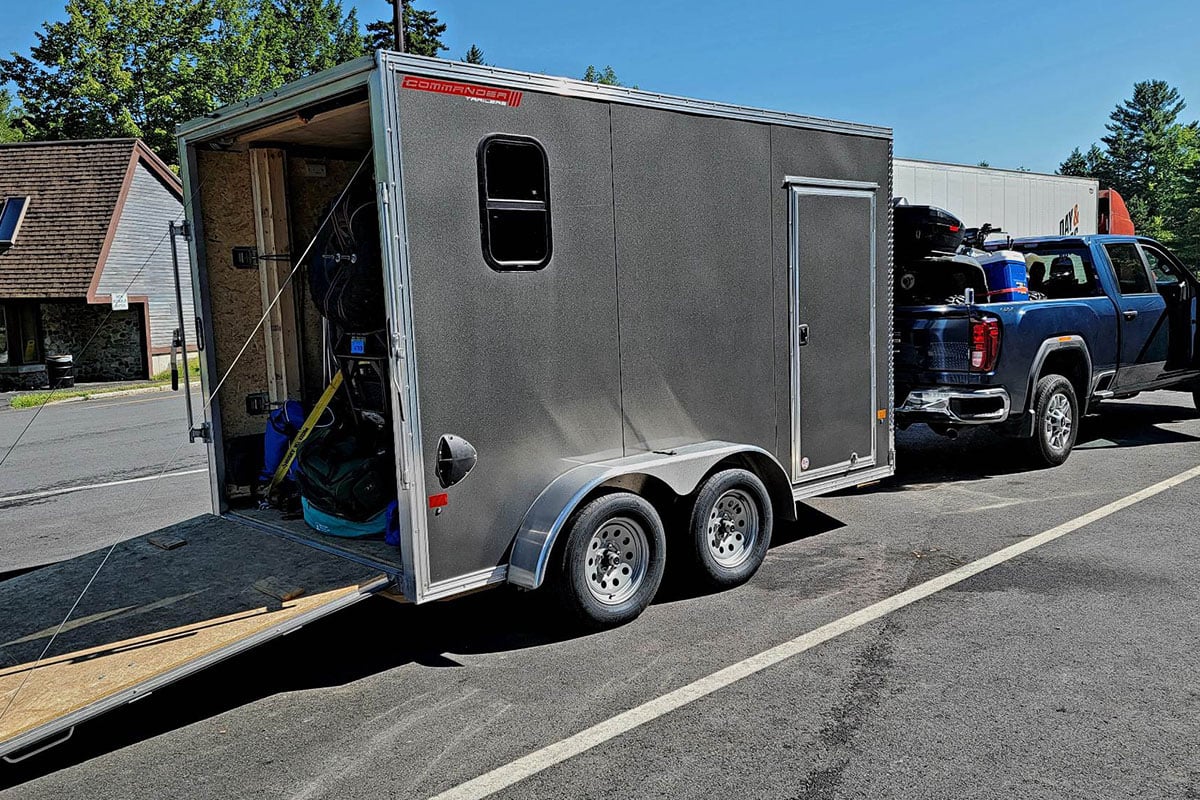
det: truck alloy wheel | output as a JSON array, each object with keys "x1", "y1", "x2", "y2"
[
  {"x1": 687, "y1": 468, "x2": 773, "y2": 589},
  {"x1": 554, "y1": 492, "x2": 666, "y2": 629},
  {"x1": 1026, "y1": 374, "x2": 1079, "y2": 467}
]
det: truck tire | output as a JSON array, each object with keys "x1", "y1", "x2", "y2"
[
  {"x1": 1025, "y1": 374, "x2": 1079, "y2": 467},
  {"x1": 686, "y1": 469, "x2": 773, "y2": 590},
  {"x1": 552, "y1": 492, "x2": 666, "y2": 629}
]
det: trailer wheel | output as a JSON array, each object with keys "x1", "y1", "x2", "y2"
[
  {"x1": 686, "y1": 469, "x2": 773, "y2": 590},
  {"x1": 552, "y1": 493, "x2": 666, "y2": 629},
  {"x1": 1025, "y1": 374, "x2": 1079, "y2": 467}
]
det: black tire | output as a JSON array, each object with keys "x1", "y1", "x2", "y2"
[
  {"x1": 686, "y1": 469, "x2": 773, "y2": 590},
  {"x1": 1025, "y1": 374, "x2": 1079, "y2": 467},
  {"x1": 551, "y1": 492, "x2": 666, "y2": 629}
]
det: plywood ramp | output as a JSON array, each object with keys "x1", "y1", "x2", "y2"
[{"x1": 0, "y1": 515, "x2": 386, "y2": 756}]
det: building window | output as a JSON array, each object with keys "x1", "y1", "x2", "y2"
[
  {"x1": 0, "y1": 305, "x2": 8, "y2": 365},
  {"x1": 477, "y1": 136, "x2": 551, "y2": 271},
  {"x1": 0, "y1": 197, "x2": 31, "y2": 251}
]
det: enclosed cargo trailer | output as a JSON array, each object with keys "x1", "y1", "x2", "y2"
[{"x1": 0, "y1": 51, "x2": 893, "y2": 759}]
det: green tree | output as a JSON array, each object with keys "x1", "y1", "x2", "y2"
[
  {"x1": 1099, "y1": 80, "x2": 1198, "y2": 233},
  {"x1": 0, "y1": 90, "x2": 23, "y2": 143},
  {"x1": 582, "y1": 65, "x2": 623, "y2": 86},
  {"x1": 366, "y1": 1, "x2": 446, "y2": 56},
  {"x1": 1, "y1": 0, "x2": 369, "y2": 164},
  {"x1": 1, "y1": 0, "x2": 218, "y2": 161},
  {"x1": 211, "y1": 0, "x2": 365, "y2": 105},
  {"x1": 463, "y1": 44, "x2": 486, "y2": 65}
]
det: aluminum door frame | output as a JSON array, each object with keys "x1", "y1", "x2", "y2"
[{"x1": 787, "y1": 177, "x2": 879, "y2": 484}]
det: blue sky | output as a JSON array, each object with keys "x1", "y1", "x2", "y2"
[{"x1": 4, "y1": 0, "x2": 1199, "y2": 172}]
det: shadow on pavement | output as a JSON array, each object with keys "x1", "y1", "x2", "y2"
[{"x1": 859, "y1": 398, "x2": 1200, "y2": 493}]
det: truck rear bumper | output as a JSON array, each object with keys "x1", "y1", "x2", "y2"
[{"x1": 897, "y1": 387, "x2": 1011, "y2": 425}]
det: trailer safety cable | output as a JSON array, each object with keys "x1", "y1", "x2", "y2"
[{"x1": 0, "y1": 149, "x2": 375, "y2": 728}]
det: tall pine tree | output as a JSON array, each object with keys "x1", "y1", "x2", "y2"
[{"x1": 365, "y1": 1, "x2": 446, "y2": 56}]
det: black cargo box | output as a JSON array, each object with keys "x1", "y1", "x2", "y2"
[{"x1": 894, "y1": 203, "x2": 965, "y2": 260}]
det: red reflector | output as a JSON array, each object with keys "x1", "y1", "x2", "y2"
[
  {"x1": 428, "y1": 493, "x2": 449, "y2": 508},
  {"x1": 949, "y1": 224, "x2": 960, "y2": 232}
]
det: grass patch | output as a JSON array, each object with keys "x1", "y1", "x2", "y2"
[
  {"x1": 8, "y1": 358, "x2": 200, "y2": 409},
  {"x1": 151, "y1": 357, "x2": 201, "y2": 383}
]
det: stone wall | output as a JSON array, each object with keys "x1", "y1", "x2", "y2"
[{"x1": 40, "y1": 301, "x2": 148, "y2": 381}]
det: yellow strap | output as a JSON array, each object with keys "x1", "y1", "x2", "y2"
[{"x1": 266, "y1": 370, "x2": 344, "y2": 498}]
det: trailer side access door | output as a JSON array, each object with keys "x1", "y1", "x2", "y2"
[
  {"x1": 787, "y1": 179, "x2": 879, "y2": 482},
  {"x1": 0, "y1": 515, "x2": 387, "y2": 760}
]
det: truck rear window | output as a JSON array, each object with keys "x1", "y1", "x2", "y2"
[{"x1": 1013, "y1": 246, "x2": 1102, "y2": 299}]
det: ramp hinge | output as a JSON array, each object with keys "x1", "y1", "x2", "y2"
[{"x1": 170, "y1": 220, "x2": 192, "y2": 241}]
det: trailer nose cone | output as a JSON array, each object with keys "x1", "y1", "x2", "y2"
[{"x1": 436, "y1": 434, "x2": 478, "y2": 488}]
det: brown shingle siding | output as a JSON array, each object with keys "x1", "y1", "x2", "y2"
[{"x1": 0, "y1": 140, "x2": 138, "y2": 299}]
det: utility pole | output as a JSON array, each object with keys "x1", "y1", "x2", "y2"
[{"x1": 391, "y1": 0, "x2": 405, "y2": 52}]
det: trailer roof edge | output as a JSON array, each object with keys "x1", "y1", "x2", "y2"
[
  {"x1": 178, "y1": 52, "x2": 892, "y2": 144},
  {"x1": 379, "y1": 52, "x2": 892, "y2": 140}
]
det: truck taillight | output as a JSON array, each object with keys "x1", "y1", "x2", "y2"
[{"x1": 970, "y1": 317, "x2": 1000, "y2": 372}]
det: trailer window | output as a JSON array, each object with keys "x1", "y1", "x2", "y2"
[{"x1": 478, "y1": 136, "x2": 551, "y2": 270}]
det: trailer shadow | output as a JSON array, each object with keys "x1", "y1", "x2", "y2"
[{"x1": 0, "y1": 501, "x2": 849, "y2": 788}]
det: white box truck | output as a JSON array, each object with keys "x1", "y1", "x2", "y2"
[{"x1": 893, "y1": 158, "x2": 1100, "y2": 238}]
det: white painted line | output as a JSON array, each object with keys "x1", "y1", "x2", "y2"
[
  {"x1": 429, "y1": 463, "x2": 1200, "y2": 800},
  {"x1": 0, "y1": 468, "x2": 208, "y2": 505}
]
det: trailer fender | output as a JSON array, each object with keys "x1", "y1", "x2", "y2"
[{"x1": 507, "y1": 441, "x2": 793, "y2": 590}]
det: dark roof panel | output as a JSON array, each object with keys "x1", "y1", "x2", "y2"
[{"x1": 0, "y1": 140, "x2": 138, "y2": 299}]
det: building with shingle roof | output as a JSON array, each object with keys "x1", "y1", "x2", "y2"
[{"x1": 0, "y1": 139, "x2": 192, "y2": 387}]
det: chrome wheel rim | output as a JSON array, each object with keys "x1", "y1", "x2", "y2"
[
  {"x1": 585, "y1": 517, "x2": 648, "y2": 606},
  {"x1": 707, "y1": 488, "x2": 759, "y2": 568},
  {"x1": 1045, "y1": 392, "x2": 1073, "y2": 452}
]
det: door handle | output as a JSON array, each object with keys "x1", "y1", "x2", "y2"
[
  {"x1": 798, "y1": 324, "x2": 810, "y2": 346},
  {"x1": 1123, "y1": 310, "x2": 1139, "y2": 321}
]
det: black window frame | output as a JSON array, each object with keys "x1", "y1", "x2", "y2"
[
  {"x1": 1104, "y1": 242, "x2": 1155, "y2": 295},
  {"x1": 476, "y1": 134, "x2": 552, "y2": 272},
  {"x1": 1139, "y1": 242, "x2": 1186, "y2": 284}
]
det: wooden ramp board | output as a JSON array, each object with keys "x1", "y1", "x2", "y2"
[{"x1": 0, "y1": 514, "x2": 387, "y2": 758}]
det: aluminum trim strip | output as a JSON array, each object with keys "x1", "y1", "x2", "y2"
[{"x1": 378, "y1": 52, "x2": 891, "y2": 140}]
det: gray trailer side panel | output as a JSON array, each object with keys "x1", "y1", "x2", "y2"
[
  {"x1": 395, "y1": 76, "x2": 624, "y2": 586},
  {"x1": 609, "y1": 105, "x2": 775, "y2": 455},
  {"x1": 768, "y1": 128, "x2": 893, "y2": 479}
]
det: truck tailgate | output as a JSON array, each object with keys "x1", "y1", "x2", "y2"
[
  {"x1": 895, "y1": 306, "x2": 975, "y2": 374},
  {"x1": 0, "y1": 514, "x2": 388, "y2": 760}
]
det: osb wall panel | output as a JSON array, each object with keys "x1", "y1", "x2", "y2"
[
  {"x1": 286, "y1": 155, "x2": 371, "y2": 402},
  {"x1": 197, "y1": 149, "x2": 267, "y2": 439}
]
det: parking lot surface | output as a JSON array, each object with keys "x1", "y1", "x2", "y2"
[{"x1": 2, "y1": 391, "x2": 1199, "y2": 799}]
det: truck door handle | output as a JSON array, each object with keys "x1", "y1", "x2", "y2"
[
  {"x1": 798, "y1": 324, "x2": 810, "y2": 346},
  {"x1": 1123, "y1": 310, "x2": 1139, "y2": 321}
]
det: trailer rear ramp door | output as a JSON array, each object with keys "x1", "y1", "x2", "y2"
[{"x1": 0, "y1": 514, "x2": 388, "y2": 760}]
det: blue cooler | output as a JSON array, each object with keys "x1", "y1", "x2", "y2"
[{"x1": 978, "y1": 251, "x2": 1029, "y2": 302}]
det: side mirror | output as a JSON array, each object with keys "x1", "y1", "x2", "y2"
[{"x1": 435, "y1": 434, "x2": 478, "y2": 489}]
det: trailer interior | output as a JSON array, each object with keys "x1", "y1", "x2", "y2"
[{"x1": 188, "y1": 90, "x2": 405, "y2": 579}]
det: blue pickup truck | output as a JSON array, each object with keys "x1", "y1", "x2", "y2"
[{"x1": 895, "y1": 235, "x2": 1200, "y2": 466}]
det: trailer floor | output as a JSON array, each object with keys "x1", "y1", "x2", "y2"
[
  {"x1": 230, "y1": 505, "x2": 404, "y2": 575},
  {"x1": 0, "y1": 514, "x2": 385, "y2": 756}
]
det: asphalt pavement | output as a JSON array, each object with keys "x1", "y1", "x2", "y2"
[
  {"x1": 2, "y1": 390, "x2": 1199, "y2": 799},
  {"x1": 0, "y1": 392, "x2": 210, "y2": 573}
]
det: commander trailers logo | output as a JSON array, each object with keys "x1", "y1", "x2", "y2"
[{"x1": 401, "y1": 75, "x2": 523, "y2": 107}]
